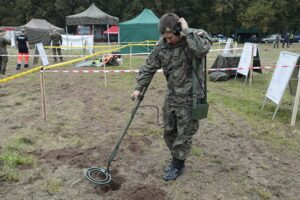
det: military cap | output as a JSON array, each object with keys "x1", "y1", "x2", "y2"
[{"x1": 158, "y1": 13, "x2": 180, "y2": 35}]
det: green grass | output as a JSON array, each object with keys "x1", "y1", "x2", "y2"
[
  {"x1": 190, "y1": 146, "x2": 204, "y2": 157},
  {"x1": 0, "y1": 136, "x2": 36, "y2": 182},
  {"x1": 209, "y1": 75, "x2": 300, "y2": 152},
  {"x1": 208, "y1": 72, "x2": 300, "y2": 152},
  {"x1": 207, "y1": 43, "x2": 300, "y2": 153},
  {"x1": 253, "y1": 186, "x2": 272, "y2": 200},
  {"x1": 44, "y1": 178, "x2": 63, "y2": 194},
  {"x1": 253, "y1": 130, "x2": 300, "y2": 152}
]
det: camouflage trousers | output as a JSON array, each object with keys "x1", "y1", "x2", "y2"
[
  {"x1": 0, "y1": 55, "x2": 8, "y2": 75},
  {"x1": 52, "y1": 48, "x2": 63, "y2": 62},
  {"x1": 163, "y1": 100, "x2": 199, "y2": 160}
]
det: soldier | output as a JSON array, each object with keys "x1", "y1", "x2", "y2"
[
  {"x1": 16, "y1": 28, "x2": 30, "y2": 70},
  {"x1": 0, "y1": 29, "x2": 10, "y2": 75},
  {"x1": 273, "y1": 33, "x2": 280, "y2": 48},
  {"x1": 50, "y1": 29, "x2": 63, "y2": 62},
  {"x1": 282, "y1": 33, "x2": 290, "y2": 48},
  {"x1": 131, "y1": 13, "x2": 211, "y2": 180}
]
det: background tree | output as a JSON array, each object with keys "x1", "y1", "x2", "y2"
[
  {"x1": 238, "y1": 0, "x2": 275, "y2": 33},
  {"x1": 0, "y1": 0, "x2": 299, "y2": 35}
]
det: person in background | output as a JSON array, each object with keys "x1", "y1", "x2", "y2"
[
  {"x1": 282, "y1": 32, "x2": 290, "y2": 48},
  {"x1": 16, "y1": 28, "x2": 29, "y2": 70},
  {"x1": 50, "y1": 29, "x2": 63, "y2": 62},
  {"x1": 251, "y1": 34, "x2": 257, "y2": 43},
  {"x1": 131, "y1": 13, "x2": 211, "y2": 181},
  {"x1": 273, "y1": 33, "x2": 280, "y2": 48},
  {"x1": 289, "y1": 33, "x2": 294, "y2": 46},
  {"x1": 0, "y1": 29, "x2": 10, "y2": 75}
]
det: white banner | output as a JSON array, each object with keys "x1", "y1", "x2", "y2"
[{"x1": 61, "y1": 35, "x2": 94, "y2": 54}]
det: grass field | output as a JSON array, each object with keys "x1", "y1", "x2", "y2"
[{"x1": 0, "y1": 42, "x2": 300, "y2": 200}]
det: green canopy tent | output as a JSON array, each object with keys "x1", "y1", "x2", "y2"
[{"x1": 120, "y1": 9, "x2": 160, "y2": 53}]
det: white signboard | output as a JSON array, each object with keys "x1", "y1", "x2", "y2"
[
  {"x1": 236, "y1": 43, "x2": 258, "y2": 77},
  {"x1": 5, "y1": 30, "x2": 16, "y2": 47},
  {"x1": 62, "y1": 35, "x2": 94, "y2": 54},
  {"x1": 223, "y1": 38, "x2": 233, "y2": 56},
  {"x1": 36, "y1": 43, "x2": 49, "y2": 66},
  {"x1": 266, "y1": 51, "x2": 300, "y2": 105}
]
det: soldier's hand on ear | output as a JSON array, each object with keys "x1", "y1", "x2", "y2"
[{"x1": 178, "y1": 18, "x2": 188, "y2": 31}]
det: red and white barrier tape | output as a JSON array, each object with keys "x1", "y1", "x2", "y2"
[
  {"x1": 209, "y1": 47, "x2": 243, "y2": 52},
  {"x1": 0, "y1": 54, "x2": 87, "y2": 57},
  {"x1": 41, "y1": 64, "x2": 300, "y2": 74},
  {"x1": 209, "y1": 65, "x2": 300, "y2": 71},
  {"x1": 41, "y1": 69, "x2": 163, "y2": 73}
]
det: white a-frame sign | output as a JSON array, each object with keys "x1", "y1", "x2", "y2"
[
  {"x1": 223, "y1": 38, "x2": 234, "y2": 56},
  {"x1": 32, "y1": 43, "x2": 49, "y2": 66},
  {"x1": 235, "y1": 42, "x2": 258, "y2": 84},
  {"x1": 262, "y1": 51, "x2": 300, "y2": 123}
]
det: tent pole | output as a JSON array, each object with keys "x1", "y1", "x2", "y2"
[
  {"x1": 81, "y1": 25, "x2": 84, "y2": 56},
  {"x1": 66, "y1": 25, "x2": 69, "y2": 55},
  {"x1": 118, "y1": 25, "x2": 120, "y2": 44},
  {"x1": 129, "y1": 44, "x2": 132, "y2": 69},
  {"x1": 147, "y1": 40, "x2": 149, "y2": 52},
  {"x1": 104, "y1": 56, "x2": 107, "y2": 87},
  {"x1": 92, "y1": 24, "x2": 95, "y2": 53},
  {"x1": 107, "y1": 24, "x2": 110, "y2": 46}
]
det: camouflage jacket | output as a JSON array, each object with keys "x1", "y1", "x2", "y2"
[
  {"x1": 135, "y1": 28, "x2": 211, "y2": 105},
  {"x1": 50, "y1": 32, "x2": 62, "y2": 46},
  {"x1": 0, "y1": 37, "x2": 10, "y2": 54}
]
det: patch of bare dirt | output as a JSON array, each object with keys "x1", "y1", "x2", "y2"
[
  {"x1": 91, "y1": 169, "x2": 126, "y2": 194},
  {"x1": 122, "y1": 185, "x2": 167, "y2": 200},
  {"x1": 39, "y1": 146, "x2": 111, "y2": 169}
]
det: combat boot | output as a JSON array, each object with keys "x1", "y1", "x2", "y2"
[
  {"x1": 16, "y1": 64, "x2": 21, "y2": 70},
  {"x1": 24, "y1": 64, "x2": 29, "y2": 68},
  {"x1": 164, "y1": 158, "x2": 184, "y2": 172},
  {"x1": 163, "y1": 158, "x2": 185, "y2": 181}
]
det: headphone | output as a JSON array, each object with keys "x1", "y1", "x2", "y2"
[
  {"x1": 159, "y1": 13, "x2": 182, "y2": 35},
  {"x1": 174, "y1": 22, "x2": 182, "y2": 36}
]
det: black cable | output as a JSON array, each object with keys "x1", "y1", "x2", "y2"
[{"x1": 136, "y1": 105, "x2": 163, "y2": 127}]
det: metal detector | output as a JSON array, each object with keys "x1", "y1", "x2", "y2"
[{"x1": 84, "y1": 85, "x2": 149, "y2": 185}]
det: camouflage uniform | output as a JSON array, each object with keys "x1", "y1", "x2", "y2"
[
  {"x1": 0, "y1": 35, "x2": 10, "y2": 75},
  {"x1": 135, "y1": 28, "x2": 211, "y2": 160},
  {"x1": 50, "y1": 31, "x2": 63, "y2": 62}
]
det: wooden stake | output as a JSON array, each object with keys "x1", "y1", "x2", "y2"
[
  {"x1": 129, "y1": 44, "x2": 132, "y2": 69},
  {"x1": 104, "y1": 56, "x2": 107, "y2": 87},
  {"x1": 40, "y1": 68, "x2": 47, "y2": 122},
  {"x1": 249, "y1": 44, "x2": 254, "y2": 86},
  {"x1": 291, "y1": 74, "x2": 300, "y2": 126}
]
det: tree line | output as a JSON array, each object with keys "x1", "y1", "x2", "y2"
[{"x1": 0, "y1": 0, "x2": 299, "y2": 35}]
